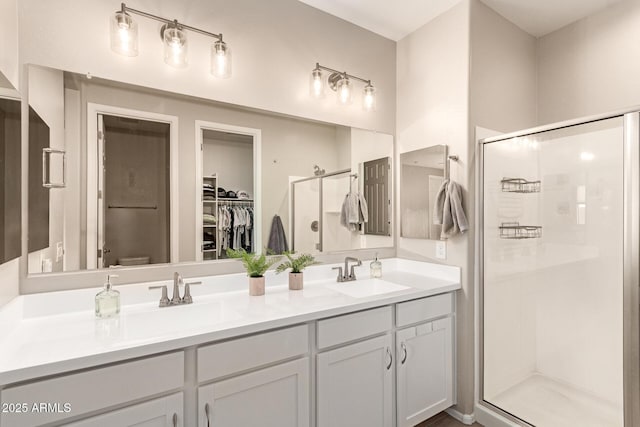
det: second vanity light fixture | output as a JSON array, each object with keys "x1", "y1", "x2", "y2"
[
  {"x1": 310, "y1": 63, "x2": 376, "y2": 112},
  {"x1": 110, "y1": 3, "x2": 231, "y2": 77}
]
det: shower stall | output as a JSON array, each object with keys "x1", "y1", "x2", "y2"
[
  {"x1": 291, "y1": 169, "x2": 356, "y2": 253},
  {"x1": 478, "y1": 112, "x2": 640, "y2": 426}
]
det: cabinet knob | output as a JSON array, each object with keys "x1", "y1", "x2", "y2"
[
  {"x1": 386, "y1": 347, "x2": 393, "y2": 370},
  {"x1": 400, "y1": 343, "x2": 407, "y2": 364},
  {"x1": 205, "y1": 403, "x2": 211, "y2": 427}
]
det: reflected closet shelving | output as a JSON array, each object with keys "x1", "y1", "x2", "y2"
[{"x1": 203, "y1": 175, "x2": 218, "y2": 260}]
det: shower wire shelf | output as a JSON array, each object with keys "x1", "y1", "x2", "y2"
[
  {"x1": 499, "y1": 222, "x2": 542, "y2": 239},
  {"x1": 501, "y1": 177, "x2": 541, "y2": 193}
]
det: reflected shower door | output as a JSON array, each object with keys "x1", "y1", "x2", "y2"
[
  {"x1": 321, "y1": 171, "x2": 351, "y2": 252},
  {"x1": 292, "y1": 178, "x2": 320, "y2": 253},
  {"x1": 482, "y1": 117, "x2": 625, "y2": 427}
]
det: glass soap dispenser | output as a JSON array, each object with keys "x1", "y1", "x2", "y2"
[
  {"x1": 370, "y1": 253, "x2": 382, "y2": 278},
  {"x1": 95, "y1": 274, "x2": 120, "y2": 318}
]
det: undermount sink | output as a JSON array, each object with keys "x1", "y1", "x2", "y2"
[{"x1": 325, "y1": 279, "x2": 410, "y2": 298}]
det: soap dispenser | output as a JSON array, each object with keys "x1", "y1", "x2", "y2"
[
  {"x1": 95, "y1": 274, "x2": 120, "y2": 318},
  {"x1": 370, "y1": 253, "x2": 382, "y2": 278}
]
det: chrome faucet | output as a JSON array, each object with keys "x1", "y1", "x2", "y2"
[
  {"x1": 149, "y1": 272, "x2": 202, "y2": 307},
  {"x1": 332, "y1": 257, "x2": 362, "y2": 282}
]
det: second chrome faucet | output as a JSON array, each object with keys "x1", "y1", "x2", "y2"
[
  {"x1": 332, "y1": 257, "x2": 362, "y2": 282},
  {"x1": 149, "y1": 272, "x2": 202, "y2": 307}
]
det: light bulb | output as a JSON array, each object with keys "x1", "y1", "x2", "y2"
[
  {"x1": 110, "y1": 11, "x2": 138, "y2": 56},
  {"x1": 362, "y1": 83, "x2": 376, "y2": 112},
  {"x1": 163, "y1": 25, "x2": 187, "y2": 68},
  {"x1": 309, "y1": 67, "x2": 324, "y2": 98},
  {"x1": 211, "y1": 40, "x2": 232, "y2": 78},
  {"x1": 336, "y1": 76, "x2": 352, "y2": 105}
]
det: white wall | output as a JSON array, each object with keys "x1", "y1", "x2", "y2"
[
  {"x1": 0, "y1": 0, "x2": 19, "y2": 89},
  {"x1": 0, "y1": 0, "x2": 20, "y2": 306},
  {"x1": 26, "y1": 66, "x2": 65, "y2": 274},
  {"x1": 18, "y1": 0, "x2": 396, "y2": 134},
  {"x1": 537, "y1": 0, "x2": 640, "y2": 124},
  {"x1": 202, "y1": 136, "x2": 253, "y2": 194},
  {"x1": 396, "y1": 0, "x2": 473, "y2": 414}
]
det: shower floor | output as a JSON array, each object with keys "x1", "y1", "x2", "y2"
[{"x1": 488, "y1": 374, "x2": 623, "y2": 427}]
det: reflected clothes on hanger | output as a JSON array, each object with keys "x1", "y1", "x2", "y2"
[{"x1": 218, "y1": 204, "x2": 254, "y2": 252}]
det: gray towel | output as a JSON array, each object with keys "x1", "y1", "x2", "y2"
[
  {"x1": 433, "y1": 179, "x2": 468, "y2": 239},
  {"x1": 433, "y1": 179, "x2": 449, "y2": 226},
  {"x1": 340, "y1": 192, "x2": 369, "y2": 232},
  {"x1": 267, "y1": 215, "x2": 288, "y2": 254}
]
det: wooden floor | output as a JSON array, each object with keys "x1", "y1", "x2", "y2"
[{"x1": 416, "y1": 411, "x2": 483, "y2": 427}]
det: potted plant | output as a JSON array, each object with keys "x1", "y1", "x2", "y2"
[
  {"x1": 226, "y1": 248, "x2": 279, "y2": 296},
  {"x1": 276, "y1": 252, "x2": 318, "y2": 290}
]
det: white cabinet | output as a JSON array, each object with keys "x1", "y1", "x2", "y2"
[
  {"x1": 198, "y1": 358, "x2": 310, "y2": 427},
  {"x1": 396, "y1": 316, "x2": 454, "y2": 427},
  {"x1": 317, "y1": 334, "x2": 394, "y2": 427},
  {"x1": 66, "y1": 393, "x2": 183, "y2": 427}
]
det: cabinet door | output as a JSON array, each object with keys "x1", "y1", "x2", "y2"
[
  {"x1": 198, "y1": 357, "x2": 310, "y2": 427},
  {"x1": 396, "y1": 316, "x2": 453, "y2": 427},
  {"x1": 66, "y1": 393, "x2": 183, "y2": 427},
  {"x1": 317, "y1": 334, "x2": 393, "y2": 427}
]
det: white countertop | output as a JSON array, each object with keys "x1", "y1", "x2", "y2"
[{"x1": 0, "y1": 258, "x2": 460, "y2": 385}]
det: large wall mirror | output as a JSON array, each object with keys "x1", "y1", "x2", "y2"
[
  {"x1": 0, "y1": 71, "x2": 21, "y2": 265},
  {"x1": 26, "y1": 64, "x2": 393, "y2": 275}
]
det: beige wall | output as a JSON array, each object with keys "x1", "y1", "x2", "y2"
[
  {"x1": 537, "y1": 0, "x2": 640, "y2": 124},
  {"x1": 18, "y1": 0, "x2": 396, "y2": 134},
  {"x1": 396, "y1": 0, "x2": 473, "y2": 414},
  {"x1": 0, "y1": 0, "x2": 19, "y2": 306},
  {"x1": 0, "y1": 0, "x2": 18, "y2": 89}
]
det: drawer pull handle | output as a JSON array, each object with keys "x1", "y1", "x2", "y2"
[
  {"x1": 401, "y1": 343, "x2": 407, "y2": 364},
  {"x1": 386, "y1": 346, "x2": 393, "y2": 370},
  {"x1": 172, "y1": 412, "x2": 178, "y2": 427},
  {"x1": 205, "y1": 403, "x2": 211, "y2": 427}
]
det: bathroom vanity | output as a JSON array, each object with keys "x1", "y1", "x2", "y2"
[{"x1": 0, "y1": 258, "x2": 459, "y2": 427}]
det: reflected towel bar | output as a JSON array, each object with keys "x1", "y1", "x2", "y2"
[{"x1": 108, "y1": 205, "x2": 158, "y2": 209}]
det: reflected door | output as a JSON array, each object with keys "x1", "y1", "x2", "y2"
[
  {"x1": 481, "y1": 117, "x2": 625, "y2": 427},
  {"x1": 97, "y1": 114, "x2": 171, "y2": 268}
]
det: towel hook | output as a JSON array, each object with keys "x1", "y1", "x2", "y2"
[{"x1": 446, "y1": 154, "x2": 458, "y2": 180}]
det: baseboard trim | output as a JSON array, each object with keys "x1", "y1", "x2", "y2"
[{"x1": 446, "y1": 407, "x2": 476, "y2": 425}]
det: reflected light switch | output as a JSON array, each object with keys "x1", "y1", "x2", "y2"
[{"x1": 436, "y1": 241, "x2": 447, "y2": 260}]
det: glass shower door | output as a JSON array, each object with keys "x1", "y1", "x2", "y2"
[
  {"x1": 482, "y1": 117, "x2": 625, "y2": 427},
  {"x1": 292, "y1": 177, "x2": 320, "y2": 253}
]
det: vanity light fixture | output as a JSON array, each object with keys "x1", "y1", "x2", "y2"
[
  {"x1": 310, "y1": 63, "x2": 376, "y2": 111},
  {"x1": 110, "y1": 3, "x2": 231, "y2": 76}
]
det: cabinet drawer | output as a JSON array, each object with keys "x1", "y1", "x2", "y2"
[
  {"x1": 317, "y1": 306, "x2": 392, "y2": 349},
  {"x1": 396, "y1": 293, "x2": 453, "y2": 327},
  {"x1": 0, "y1": 352, "x2": 184, "y2": 427},
  {"x1": 66, "y1": 393, "x2": 183, "y2": 427},
  {"x1": 198, "y1": 324, "x2": 309, "y2": 382}
]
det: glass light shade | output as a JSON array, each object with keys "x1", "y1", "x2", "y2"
[
  {"x1": 163, "y1": 26, "x2": 188, "y2": 68},
  {"x1": 309, "y1": 68, "x2": 324, "y2": 98},
  {"x1": 110, "y1": 11, "x2": 138, "y2": 56},
  {"x1": 211, "y1": 40, "x2": 232, "y2": 78},
  {"x1": 336, "y1": 77, "x2": 353, "y2": 105},
  {"x1": 362, "y1": 84, "x2": 376, "y2": 112}
]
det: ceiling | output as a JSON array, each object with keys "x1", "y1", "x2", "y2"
[{"x1": 298, "y1": 0, "x2": 623, "y2": 40}]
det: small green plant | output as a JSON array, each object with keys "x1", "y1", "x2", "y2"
[
  {"x1": 226, "y1": 248, "x2": 279, "y2": 277},
  {"x1": 276, "y1": 252, "x2": 319, "y2": 274}
]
